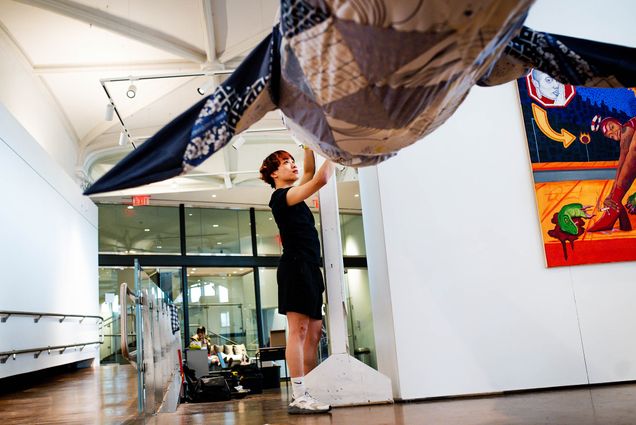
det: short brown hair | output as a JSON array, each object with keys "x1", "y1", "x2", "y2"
[{"x1": 260, "y1": 150, "x2": 294, "y2": 188}]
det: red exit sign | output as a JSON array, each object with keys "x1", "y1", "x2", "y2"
[{"x1": 132, "y1": 195, "x2": 150, "y2": 206}]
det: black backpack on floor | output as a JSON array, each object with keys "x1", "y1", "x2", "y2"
[
  {"x1": 192, "y1": 375, "x2": 232, "y2": 402},
  {"x1": 237, "y1": 363, "x2": 264, "y2": 394}
]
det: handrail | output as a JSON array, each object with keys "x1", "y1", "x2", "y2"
[
  {"x1": 0, "y1": 310, "x2": 103, "y2": 324},
  {"x1": 0, "y1": 341, "x2": 102, "y2": 364},
  {"x1": 208, "y1": 329, "x2": 241, "y2": 346},
  {"x1": 120, "y1": 282, "x2": 139, "y2": 368},
  {"x1": 101, "y1": 315, "x2": 120, "y2": 328}
]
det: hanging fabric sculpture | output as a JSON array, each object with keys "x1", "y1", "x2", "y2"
[{"x1": 84, "y1": 0, "x2": 636, "y2": 195}]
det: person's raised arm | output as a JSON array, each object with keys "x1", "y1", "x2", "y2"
[
  {"x1": 286, "y1": 151, "x2": 334, "y2": 206},
  {"x1": 298, "y1": 146, "x2": 315, "y2": 186}
]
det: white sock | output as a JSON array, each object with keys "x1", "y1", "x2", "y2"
[{"x1": 291, "y1": 376, "x2": 306, "y2": 399}]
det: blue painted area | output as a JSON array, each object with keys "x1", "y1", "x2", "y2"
[
  {"x1": 533, "y1": 169, "x2": 616, "y2": 183},
  {"x1": 517, "y1": 80, "x2": 635, "y2": 164}
]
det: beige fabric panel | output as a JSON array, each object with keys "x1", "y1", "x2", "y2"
[
  {"x1": 288, "y1": 18, "x2": 368, "y2": 106},
  {"x1": 323, "y1": 0, "x2": 534, "y2": 32}
]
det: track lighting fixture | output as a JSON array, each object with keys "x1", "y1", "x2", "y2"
[
  {"x1": 118, "y1": 131, "x2": 128, "y2": 146},
  {"x1": 232, "y1": 136, "x2": 246, "y2": 150},
  {"x1": 105, "y1": 103, "x2": 114, "y2": 121},
  {"x1": 197, "y1": 79, "x2": 215, "y2": 95}
]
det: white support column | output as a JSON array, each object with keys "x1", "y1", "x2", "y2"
[
  {"x1": 304, "y1": 157, "x2": 393, "y2": 407},
  {"x1": 318, "y1": 169, "x2": 349, "y2": 355}
]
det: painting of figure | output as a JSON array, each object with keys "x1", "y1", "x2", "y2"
[{"x1": 517, "y1": 70, "x2": 636, "y2": 267}]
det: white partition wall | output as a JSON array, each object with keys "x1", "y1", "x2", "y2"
[
  {"x1": 0, "y1": 103, "x2": 99, "y2": 378},
  {"x1": 359, "y1": 0, "x2": 636, "y2": 401}
]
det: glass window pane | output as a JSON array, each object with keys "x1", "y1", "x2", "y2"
[
  {"x1": 254, "y1": 210, "x2": 282, "y2": 255},
  {"x1": 340, "y1": 213, "x2": 366, "y2": 256},
  {"x1": 98, "y1": 204, "x2": 180, "y2": 255},
  {"x1": 186, "y1": 267, "x2": 258, "y2": 358},
  {"x1": 344, "y1": 268, "x2": 376, "y2": 369},
  {"x1": 185, "y1": 208, "x2": 251, "y2": 255},
  {"x1": 98, "y1": 267, "x2": 135, "y2": 364}
]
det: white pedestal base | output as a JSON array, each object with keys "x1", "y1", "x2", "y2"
[{"x1": 305, "y1": 353, "x2": 393, "y2": 407}]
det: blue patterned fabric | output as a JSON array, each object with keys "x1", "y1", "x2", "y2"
[{"x1": 84, "y1": 1, "x2": 636, "y2": 196}]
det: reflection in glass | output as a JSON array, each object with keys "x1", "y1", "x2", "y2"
[
  {"x1": 185, "y1": 208, "x2": 251, "y2": 255},
  {"x1": 187, "y1": 267, "x2": 258, "y2": 357},
  {"x1": 98, "y1": 204, "x2": 180, "y2": 255},
  {"x1": 340, "y1": 213, "x2": 366, "y2": 256},
  {"x1": 254, "y1": 210, "x2": 281, "y2": 255},
  {"x1": 98, "y1": 267, "x2": 134, "y2": 364},
  {"x1": 344, "y1": 268, "x2": 376, "y2": 369},
  {"x1": 98, "y1": 267, "x2": 183, "y2": 365}
]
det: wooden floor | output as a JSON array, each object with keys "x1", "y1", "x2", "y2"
[{"x1": 3, "y1": 365, "x2": 636, "y2": 425}]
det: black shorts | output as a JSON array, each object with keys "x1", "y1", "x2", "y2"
[{"x1": 277, "y1": 258, "x2": 325, "y2": 320}]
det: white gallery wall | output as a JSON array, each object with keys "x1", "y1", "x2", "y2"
[
  {"x1": 0, "y1": 28, "x2": 77, "y2": 178},
  {"x1": 0, "y1": 104, "x2": 98, "y2": 378},
  {"x1": 359, "y1": 0, "x2": 636, "y2": 400}
]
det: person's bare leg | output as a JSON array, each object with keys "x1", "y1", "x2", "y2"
[
  {"x1": 286, "y1": 312, "x2": 309, "y2": 379},
  {"x1": 286, "y1": 313, "x2": 331, "y2": 414},
  {"x1": 303, "y1": 319, "x2": 323, "y2": 374},
  {"x1": 616, "y1": 137, "x2": 636, "y2": 192}
]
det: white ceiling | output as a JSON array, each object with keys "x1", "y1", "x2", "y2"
[{"x1": 0, "y1": 0, "x2": 362, "y2": 210}]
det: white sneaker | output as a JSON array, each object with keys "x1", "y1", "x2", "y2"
[{"x1": 288, "y1": 392, "x2": 331, "y2": 414}]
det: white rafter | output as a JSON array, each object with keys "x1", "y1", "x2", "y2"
[
  {"x1": 14, "y1": 0, "x2": 207, "y2": 63},
  {"x1": 217, "y1": 28, "x2": 271, "y2": 63},
  {"x1": 33, "y1": 61, "x2": 202, "y2": 75},
  {"x1": 200, "y1": 0, "x2": 223, "y2": 68}
]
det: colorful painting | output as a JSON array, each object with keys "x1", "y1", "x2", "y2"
[{"x1": 517, "y1": 70, "x2": 636, "y2": 267}]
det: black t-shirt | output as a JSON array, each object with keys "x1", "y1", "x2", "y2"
[{"x1": 269, "y1": 187, "x2": 321, "y2": 264}]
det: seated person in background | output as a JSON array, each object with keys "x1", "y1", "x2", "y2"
[{"x1": 190, "y1": 326, "x2": 212, "y2": 355}]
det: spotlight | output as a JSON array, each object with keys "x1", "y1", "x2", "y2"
[
  {"x1": 118, "y1": 132, "x2": 128, "y2": 146},
  {"x1": 232, "y1": 136, "x2": 246, "y2": 150},
  {"x1": 126, "y1": 83, "x2": 136, "y2": 98},
  {"x1": 105, "y1": 103, "x2": 114, "y2": 121},
  {"x1": 197, "y1": 79, "x2": 215, "y2": 95}
]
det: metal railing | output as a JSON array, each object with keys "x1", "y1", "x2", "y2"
[
  {"x1": 0, "y1": 310, "x2": 104, "y2": 365},
  {"x1": 0, "y1": 342, "x2": 102, "y2": 364},
  {"x1": 120, "y1": 282, "x2": 139, "y2": 368},
  {"x1": 0, "y1": 310, "x2": 103, "y2": 324},
  {"x1": 119, "y1": 259, "x2": 182, "y2": 415}
]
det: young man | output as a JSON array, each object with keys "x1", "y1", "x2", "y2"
[
  {"x1": 588, "y1": 116, "x2": 636, "y2": 231},
  {"x1": 259, "y1": 147, "x2": 334, "y2": 414}
]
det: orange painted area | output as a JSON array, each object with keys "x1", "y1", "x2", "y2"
[
  {"x1": 534, "y1": 180, "x2": 636, "y2": 267},
  {"x1": 532, "y1": 161, "x2": 618, "y2": 171}
]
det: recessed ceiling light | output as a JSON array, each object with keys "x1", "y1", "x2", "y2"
[
  {"x1": 212, "y1": 194, "x2": 217, "y2": 198},
  {"x1": 239, "y1": 268, "x2": 244, "y2": 271},
  {"x1": 216, "y1": 242, "x2": 222, "y2": 245},
  {"x1": 354, "y1": 193, "x2": 359, "y2": 197},
  {"x1": 156, "y1": 245, "x2": 162, "y2": 249},
  {"x1": 213, "y1": 224, "x2": 219, "y2": 228},
  {"x1": 192, "y1": 268, "x2": 197, "y2": 271},
  {"x1": 188, "y1": 213, "x2": 193, "y2": 216},
  {"x1": 127, "y1": 205, "x2": 134, "y2": 209},
  {"x1": 269, "y1": 217, "x2": 272, "y2": 220},
  {"x1": 144, "y1": 228, "x2": 150, "y2": 232}
]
